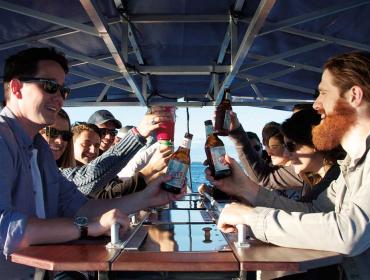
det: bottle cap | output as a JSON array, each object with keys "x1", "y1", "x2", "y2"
[
  {"x1": 204, "y1": 120, "x2": 213, "y2": 126},
  {"x1": 184, "y1": 132, "x2": 193, "y2": 139}
]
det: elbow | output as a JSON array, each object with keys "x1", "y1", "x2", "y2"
[{"x1": 338, "y1": 240, "x2": 370, "y2": 257}]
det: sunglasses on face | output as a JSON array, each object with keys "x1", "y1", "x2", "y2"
[
  {"x1": 20, "y1": 77, "x2": 70, "y2": 100},
  {"x1": 99, "y1": 128, "x2": 118, "y2": 137},
  {"x1": 41, "y1": 127, "x2": 73, "y2": 142},
  {"x1": 284, "y1": 141, "x2": 298, "y2": 153}
]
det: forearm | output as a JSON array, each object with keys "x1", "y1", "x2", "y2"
[
  {"x1": 91, "y1": 175, "x2": 146, "y2": 199},
  {"x1": 248, "y1": 207, "x2": 366, "y2": 255},
  {"x1": 229, "y1": 126, "x2": 272, "y2": 183},
  {"x1": 77, "y1": 191, "x2": 149, "y2": 217},
  {"x1": 238, "y1": 179, "x2": 260, "y2": 205},
  {"x1": 22, "y1": 217, "x2": 79, "y2": 247},
  {"x1": 255, "y1": 184, "x2": 334, "y2": 213},
  {"x1": 229, "y1": 126, "x2": 304, "y2": 190}
]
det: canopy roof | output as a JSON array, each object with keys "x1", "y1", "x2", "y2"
[{"x1": 1, "y1": 0, "x2": 369, "y2": 110}]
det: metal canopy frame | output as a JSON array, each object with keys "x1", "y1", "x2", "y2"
[{"x1": 0, "y1": 0, "x2": 369, "y2": 109}]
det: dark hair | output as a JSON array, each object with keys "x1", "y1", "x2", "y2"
[
  {"x1": 72, "y1": 122, "x2": 101, "y2": 141},
  {"x1": 3, "y1": 47, "x2": 69, "y2": 102},
  {"x1": 281, "y1": 108, "x2": 320, "y2": 147},
  {"x1": 281, "y1": 108, "x2": 346, "y2": 163},
  {"x1": 246, "y1": 131, "x2": 261, "y2": 143},
  {"x1": 262, "y1": 121, "x2": 283, "y2": 146},
  {"x1": 292, "y1": 103, "x2": 313, "y2": 112},
  {"x1": 56, "y1": 109, "x2": 76, "y2": 168},
  {"x1": 324, "y1": 52, "x2": 370, "y2": 102}
]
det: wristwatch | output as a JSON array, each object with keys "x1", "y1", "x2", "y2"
[{"x1": 74, "y1": 216, "x2": 88, "y2": 239}]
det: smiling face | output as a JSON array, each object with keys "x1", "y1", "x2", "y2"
[
  {"x1": 18, "y1": 60, "x2": 65, "y2": 129},
  {"x1": 266, "y1": 136, "x2": 289, "y2": 166},
  {"x1": 73, "y1": 130, "x2": 101, "y2": 165},
  {"x1": 41, "y1": 113, "x2": 70, "y2": 160},
  {"x1": 287, "y1": 143, "x2": 323, "y2": 174},
  {"x1": 97, "y1": 121, "x2": 117, "y2": 152}
]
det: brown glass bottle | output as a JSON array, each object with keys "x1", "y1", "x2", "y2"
[
  {"x1": 161, "y1": 133, "x2": 193, "y2": 194},
  {"x1": 204, "y1": 120, "x2": 231, "y2": 179},
  {"x1": 214, "y1": 89, "x2": 232, "y2": 136}
]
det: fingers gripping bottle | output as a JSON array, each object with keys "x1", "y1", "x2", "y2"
[
  {"x1": 161, "y1": 133, "x2": 193, "y2": 194},
  {"x1": 214, "y1": 89, "x2": 232, "y2": 136},
  {"x1": 204, "y1": 120, "x2": 231, "y2": 179}
]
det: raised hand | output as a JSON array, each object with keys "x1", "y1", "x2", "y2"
[
  {"x1": 229, "y1": 111, "x2": 241, "y2": 132},
  {"x1": 140, "y1": 144, "x2": 173, "y2": 183},
  {"x1": 211, "y1": 110, "x2": 240, "y2": 132},
  {"x1": 137, "y1": 107, "x2": 175, "y2": 138}
]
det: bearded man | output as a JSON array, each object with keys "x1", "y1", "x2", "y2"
[{"x1": 207, "y1": 52, "x2": 370, "y2": 280}]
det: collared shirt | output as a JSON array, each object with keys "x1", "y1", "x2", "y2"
[
  {"x1": 0, "y1": 108, "x2": 87, "y2": 262},
  {"x1": 249, "y1": 134, "x2": 370, "y2": 280}
]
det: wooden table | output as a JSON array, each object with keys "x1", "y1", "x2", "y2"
[
  {"x1": 10, "y1": 195, "x2": 344, "y2": 279},
  {"x1": 11, "y1": 243, "x2": 117, "y2": 272},
  {"x1": 113, "y1": 251, "x2": 238, "y2": 272},
  {"x1": 231, "y1": 239, "x2": 343, "y2": 272}
]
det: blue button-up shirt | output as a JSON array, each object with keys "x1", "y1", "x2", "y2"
[{"x1": 0, "y1": 107, "x2": 88, "y2": 257}]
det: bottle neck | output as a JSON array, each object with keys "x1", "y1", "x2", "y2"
[
  {"x1": 224, "y1": 92, "x2": 231, "y2": 101},
  {"x1": 179, "y1": 137, "x2": 192, "y2": 149},
  {"x1": 205, "y1": 125, "x2": 214, "y2": 137}
]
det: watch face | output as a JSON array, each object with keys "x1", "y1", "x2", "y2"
[{"x1": 75, "y1": 216, "x2": 88, "y2": 226}]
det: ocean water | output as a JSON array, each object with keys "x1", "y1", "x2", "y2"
[{"x1": 188, "y1": 162, "x2": 207, "y2": 192}]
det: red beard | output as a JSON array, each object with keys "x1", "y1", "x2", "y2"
[{"x1": 312, "y1": 99, "x2": 357, "y2": 151}]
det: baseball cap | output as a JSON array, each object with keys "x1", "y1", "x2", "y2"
[{"x1": 87, "y1": 110, "x2": 122, "y2": 129}]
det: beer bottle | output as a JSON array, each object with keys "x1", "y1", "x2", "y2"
[
  {"x1": 161, "y1": 133, "x2": 193, "y2": 194},
  {"x1": 204, "y1": 120, "x2": 231, "y2": 179},
  {"x1": 214, "y1": 89, "x2": 232, "y2": 136}
]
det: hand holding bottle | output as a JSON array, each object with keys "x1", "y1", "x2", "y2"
[
  {"x1": 205, "y1": 155, "x2": 259, "y2": 205},
  {"x1": 229, "y1": 111, "x2": 241, "y2": 132}
]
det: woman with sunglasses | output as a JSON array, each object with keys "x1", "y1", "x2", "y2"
[
  {"x1": 40, "y1": 108, "x2": 75, "y2": 168},
  {"x1": 208, "y1": 108, "x2": 345, "y2": 204},
  {"x1": 281, "y1": 108, "x2": 345, "y2": 201}
]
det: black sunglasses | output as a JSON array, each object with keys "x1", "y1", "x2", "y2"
[
  {"x1": 99, "y1": 128, "x2": 118, "y2": 137},
  {"x1": 284, "y1": 141, "x2": 298, "y2": 153},
  {"x1": 41, "y1": 127, "x2": 73, "y2": 141},
  {"x1": 20, "y1": 77, "x2": 70, "y2": 100}
]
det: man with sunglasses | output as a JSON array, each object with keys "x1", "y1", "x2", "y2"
[
  {"x1": 209, "y1": 52, "x2": 370, "y2": 279},
  {"x1": 0, "y1": 47, "x2": 184, "y2": 277},
  {"x1": 88, "y1": 109, "x2": 122, "y2": 154}
]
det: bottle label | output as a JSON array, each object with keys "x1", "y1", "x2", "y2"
[
  {"x1": 166, "y1": 159, "x2": 188, "y2": 189},
  {"x1": 210, "y1": 146, "x2": 229, "y2": 172},
  {"x1": 180, "y1": 138, "x2": 191, "y2": 149},
  {"x1": 223, "y1": 110, "x2": 231, "y2": 130}
]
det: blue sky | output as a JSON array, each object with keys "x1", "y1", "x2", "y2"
[{"x1": 64, "y1": 106, "x2": 291, "y2": 162}]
